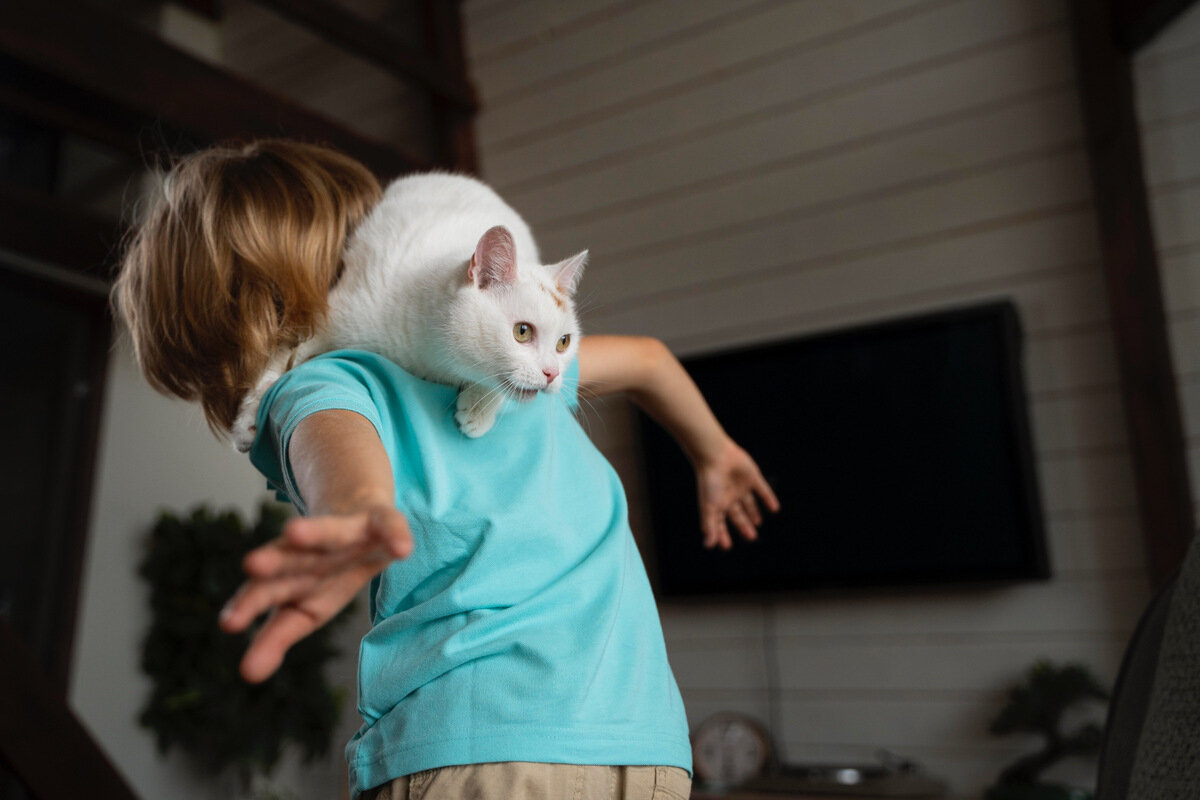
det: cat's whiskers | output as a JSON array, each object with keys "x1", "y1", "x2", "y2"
[
  {"x1": 576, "y1": 377, "x2": 634, "y2": 441},
  {"x1": 572, "y1": 294, "x2": 604, "y2": 318},
  {"x1": 473, "y1": 382, "x2": 510, "y2": 413},
  {"x1": 464, "y1": 368, "x2": 522, "y2": 418},
  {"x1": 557, "y1": 392, "x2": 594, "y2": 438},
  {"x1": 430, "y1": 351, "x2": 506, "y2": 418},
  {"x1": 572, "y1": 394, "x2": 608, "y2": 441}
]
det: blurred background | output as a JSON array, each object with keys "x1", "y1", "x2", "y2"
[{"x1": 2, "y1": 1, "x2": 1199, "y2": 798}]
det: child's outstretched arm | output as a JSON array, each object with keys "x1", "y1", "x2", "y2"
[
  {"x1": 219, "y1": 409, "x2": 413, "y2": 683},
  {"x1": 577, "y1": 335, "x2": 780, "y2": 550}
]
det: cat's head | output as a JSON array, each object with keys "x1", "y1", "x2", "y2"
[{"x1": 446, "y1": 225, "x2": 585, "y2": 400}]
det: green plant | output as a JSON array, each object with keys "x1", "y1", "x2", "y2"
[
  {"x1": 138, "y1": 503, "x2": 354, "y2": 787},
  {"x1": 987, "y1": 660, "x2": 1109, "y2": 795}
]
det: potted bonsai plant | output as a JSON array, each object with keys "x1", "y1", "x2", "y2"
[{"x1": 986, "y1": 660, "x2": 1109, "y2": 800}]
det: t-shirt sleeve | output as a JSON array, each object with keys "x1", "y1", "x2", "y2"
[{"x1": 247, "y1": 353, "x2": 390, "y2": 515}]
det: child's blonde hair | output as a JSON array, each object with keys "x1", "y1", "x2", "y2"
[{"x1": 113, "y1": 139, "x2": 382, "y2": 434}]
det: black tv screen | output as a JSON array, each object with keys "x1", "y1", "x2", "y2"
[{"x1": 639, "y1": 301, "x2": 1049, "y2": 597}]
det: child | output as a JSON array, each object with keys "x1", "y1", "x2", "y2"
[{"x1": 114, "y1": 139, "x2": 779, "y2": 800}]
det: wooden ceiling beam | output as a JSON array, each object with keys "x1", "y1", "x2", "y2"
[
  {"x1": 246, "y1": 0, "x2": 479, "y2": 114},
  {"x1": 0, "y1": 0, "x2": 429, "y2": 179},
  {"x1": 175, "y1": 0, "x2": 222, "y2": 20},
  {"x1": 0, "y1": 54, "x2": 148, "y2": 160}
]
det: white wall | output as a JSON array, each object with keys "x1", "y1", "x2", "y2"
[
  {"x1": 1135, "y1": 2, "x2": 1200, "y2": 508},
  {"x1": 70, "y1": 334, "x2": 370, "y2": 800},
  {"x1": 463, "y1": 1, "x2": 1158, "y2": 796},
  {"x1": 71, "y1": 334, "x2": 265, "y2": 798}
]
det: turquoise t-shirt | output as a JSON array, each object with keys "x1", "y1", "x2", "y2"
[{"x1": 248, "y1": 350, "x2": 692, "y2": 796}]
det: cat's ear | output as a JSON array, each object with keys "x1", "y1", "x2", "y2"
[
  {"x1": 469, "y1": 226, "x2": 518, "y2": 289},
  {"x1": 551, "y1": 250, "x2": 587, "y2": 296}
]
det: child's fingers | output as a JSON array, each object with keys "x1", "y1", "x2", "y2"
[
  {"x1": 717, "y1": 521, "x2": 733, "y2": 550},
  {"x1": 753, "y1": 473, "x2": 781, "y2": 513},
  {"x1": 708, "y1": 507, "x2": 733, "y2": 549},
  {"x1": 728, "y1": 503, "x2": 758, "y2": 542},
  {"x1": 285, "y1": 508, "x2": 413, "y2": 557},
  {"x1": 225, "y1": 527, "x2": 403, "y2": 633},
  {"x1": 220, "y1": 573, "x2": 320, "y2": 633},
  {"x1": 369, "y1": 508, "x2": 415, "y2": 558},
  {"x1": 245, "y1": 511, "x2": 411, "y2": 580},
  {"x1": 244, "y1": 537, "x2": 388, "y2": 580},
  {"x1": 238, "y1": 565, "x2": 384, "y2": 683},
  {"x1": 239, "y1": 605, "x2": 319, "y2": 683},
  {"x1": 283, "y1": 514, "x2": 371, "y2": 550},
  {"x1": 700, "y1": 504, "x2": 713, "y2": 547},
  {"x1": 741, "y1": 494, "x2": 762, "y2": 527},
  {"x1": 243, "y1": 540, "x2": 331, "y2": 578},
  {"x1": 701, "y1": 505, "x2": 721, "y2": 549}
]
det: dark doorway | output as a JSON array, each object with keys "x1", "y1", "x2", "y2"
[
  {"x1": 0, "y1": 261, "x2": 109, "y2": 688},
  {"x1": 0, "y1": 261, "x2": 110, "y2": 800}
]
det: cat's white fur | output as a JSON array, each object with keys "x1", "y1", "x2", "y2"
[{"x1": 231, "y1": 172, "x2": 586, "y2": 452}]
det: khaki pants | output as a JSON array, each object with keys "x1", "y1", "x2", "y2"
[{"x1": 364, "y1": 762, "x2": 691, "y2": 800}]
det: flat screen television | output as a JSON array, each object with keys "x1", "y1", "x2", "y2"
[{"x1": 638, "y1": 301, "x2": 1049, "y2": 598}]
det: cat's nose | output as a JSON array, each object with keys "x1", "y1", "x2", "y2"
[{"x1": 543, "y1": 368, "x2": 559, "y2": 385}]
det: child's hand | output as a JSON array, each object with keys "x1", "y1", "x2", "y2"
[
  {"x1": 218, "y1": 505, "x2": 412, "y2": 683},
  {"x1": 575, "y1": 336, "x2": 780, "y2": 548},
  {"x1": 696, "y1": 437, "x2": 780, "y2": 550}
]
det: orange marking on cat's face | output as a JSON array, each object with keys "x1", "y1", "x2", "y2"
[{"x1": 541, "y1": 284, "x2": 567, "y2": 309}]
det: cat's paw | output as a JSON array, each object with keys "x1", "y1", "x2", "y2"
[{"x1": 455, "y1": 385, "x2": 501, "y2": 438}]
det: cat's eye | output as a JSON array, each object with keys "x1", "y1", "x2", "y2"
[
  {"x1": 514, "y1": 322, "x2": 533, "y2": 343},
  {"x1": 556, "y1": 334, "x2": 571, "y2": 353}
]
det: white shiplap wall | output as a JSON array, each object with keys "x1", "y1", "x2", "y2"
[
  {"x1": 463, "y1": 1, "x2": 1158, "y2": 796},
  {"x1": 1136, "y1": 3, "x2": 1200, "y2": 510}
]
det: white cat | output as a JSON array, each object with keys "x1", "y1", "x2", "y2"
[{"x1": 232, "y1": 172, "x2": 587, "y2": 452}]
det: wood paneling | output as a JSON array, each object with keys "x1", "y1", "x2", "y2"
[
  {"x1": 465, "y1": 0, "x2": 1155, "y2": 794},
  {"x1": 479, "y1": 0, "x2": 1064, "y2": 184}
]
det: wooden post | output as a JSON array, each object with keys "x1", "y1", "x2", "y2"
[
  {"x1": 1070, "y1": 0, "x2": 1196, "y2": 587},
  {"x1": 422, "y1": 0, "x2": 480, "y2": 174},
  {"x1": 0, "y1": 616, "x2": 141, "y2": 799}
]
